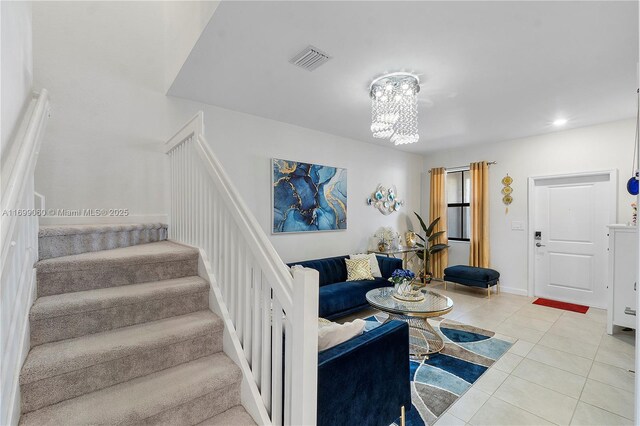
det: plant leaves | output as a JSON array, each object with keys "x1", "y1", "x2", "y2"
[
  {"x1": 426, "y1": 217, "x2": 440, "y2": 237},
  {"x1": 429, "y1": 243, "x2": 449, "y2": 253},
  {"x1": 414, "y1": 212, "x2": 428, "y2": 234},
  {"x1": 416, "y1": 233, "x2": 425, "y2": 242},
  {"x1": 428, "y1": 231, "x2": 445, "y2": 242}
]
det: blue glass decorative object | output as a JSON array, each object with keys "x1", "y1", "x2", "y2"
[{"x1": 628, "y1": 174, "x2": 639, "y2": 196}]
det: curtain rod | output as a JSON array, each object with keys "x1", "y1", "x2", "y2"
[{"x1": 428, "y1": 161, "x2": 497, "y2": 173}]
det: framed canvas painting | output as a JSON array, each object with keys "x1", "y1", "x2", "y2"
[{"x1": 272, "y1": 158, "x2": 347, "y2": 233}]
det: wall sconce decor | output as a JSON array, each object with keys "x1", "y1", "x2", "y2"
[
  {"x1": 367, "y1": 184, "x2": 403, "y2": 215},
  {"x1": 501, "y1": 174, "x2": 513, "y2": 214}
]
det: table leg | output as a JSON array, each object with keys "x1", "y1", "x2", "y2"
[{"x1": 386, "y1": 313, "x2": 445, "y2": 357}]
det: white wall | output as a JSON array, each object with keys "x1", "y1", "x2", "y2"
[
  {"x1": 1, "y1": 0, "x2": 33, "y2": 160},
  {"x1": 423, "y1": 118, "x2": 636, "y2": 295},
  {"x1": 163, "y1": 1, "x2": 219, "y2": 93},
  {"x1": 32, "y1": 1, "x2": 423, "y2": 262},
  {"x1": 33, "y1": 2, "x2": 173, "y2": 222}
]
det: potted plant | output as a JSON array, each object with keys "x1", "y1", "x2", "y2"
[
  {"x1": 389, "y1": 268, "x2": 423, "y2": 301},
  {"x1": 413, "y1": 212, "x2": 449, "y2": 283}
]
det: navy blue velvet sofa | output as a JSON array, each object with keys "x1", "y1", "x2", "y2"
[
  {"x1": 288, "y1": 255, "x2": 403, "y2": 320},
  {"x1": 317, "y1": 320, "x2": 411, "y2": 426}
]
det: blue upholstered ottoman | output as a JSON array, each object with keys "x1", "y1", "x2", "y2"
[{"x1": 443, "y1": 265, "x2": 500, "y2": 298}]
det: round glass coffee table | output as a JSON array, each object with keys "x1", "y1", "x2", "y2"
[{"x1": 366, "y1": 287, "x2": 454, "y2": 357}]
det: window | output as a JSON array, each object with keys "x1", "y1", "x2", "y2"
[{"x1": 446, "y1": 170, "x2": 470, "y2": 241}]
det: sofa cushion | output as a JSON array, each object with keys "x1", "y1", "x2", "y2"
[
  {"x1": 377, "y1": 256, "x2": 403, "y2": 279},
  {"x1": 318, "y1": 318, "x2": 366, "y2": 351},
  {"x1": 349, "y1": 253, "x2": 382, "y2": 277},
  {"x1": 319, "y1": 278, "x2": 389, "y2": 318},
  {"x1": 345, "y1": 258, "x2": 375, "y2": 281},
  {"x1": 290, "y1": 255, "x2": 348, "y2": 287}
]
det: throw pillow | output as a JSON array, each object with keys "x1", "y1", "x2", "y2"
[
  {"x1": 318, "y1": 318, "x2": 366, "y2": 351},
  {"x1": 349, "y1": 253, "x2": 382, "y2": 278},
  {"x1": 345, "y1": 257, "x2": 375, "y2": 281}
]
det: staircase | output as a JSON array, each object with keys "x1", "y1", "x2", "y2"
[{"x1": 18, "y1": 224, "x2": 255, "y2": 425}]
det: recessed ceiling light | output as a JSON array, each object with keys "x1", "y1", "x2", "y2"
[{"x1": 553, "y1": 118, "x2": 568, "y2": 126}]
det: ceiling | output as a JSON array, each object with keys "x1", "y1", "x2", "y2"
[{"x1": 169, "y1": 1, "x2": 639, "y2": 154}]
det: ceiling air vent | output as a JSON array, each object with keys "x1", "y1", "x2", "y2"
[{"x1": 290, "y1": 46, "x2": 331, "y2": 71}]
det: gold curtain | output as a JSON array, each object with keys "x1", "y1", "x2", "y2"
[
  {"x1": 429, "y1": 168, "x2": 448, "y2": 278},
  {"x1": 469, "y1": 161, "x2": 490, "y2": 267}
]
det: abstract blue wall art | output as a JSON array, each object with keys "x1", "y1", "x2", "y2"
[{"x1": 272, "y1": 158, "x2": 347, "y2": 233}]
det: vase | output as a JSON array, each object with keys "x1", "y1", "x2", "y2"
[
  {"x1": 418, "y1": 270, "x2": 433, "y2": 284},
  {"x1": 393, "y1": 280, "x2": 425, "y2": 302},
  {"x1": 378, "y1": 241, "x2": 389, "y2": 252},
  {"x1": 405, "y1": 232, "x2": 417, "y2": 247}
]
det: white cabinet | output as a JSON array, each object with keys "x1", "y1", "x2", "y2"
[{"x1": 607, "y1": 225, "x2": 638, "y2": 334}]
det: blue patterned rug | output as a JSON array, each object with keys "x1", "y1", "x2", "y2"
[{"x1": 363, "y1": 315, "x2": 514, "y2": 426}]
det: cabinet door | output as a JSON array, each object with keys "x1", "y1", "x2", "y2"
[{"x1": 613, "y1": 231, "x2": 638, "y2": 329}]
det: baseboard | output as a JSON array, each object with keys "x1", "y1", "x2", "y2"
[
  {"x1": 38, "y1": 214, "x2": 168, "y2": 225},
  {"x1": 498, "y1": 285, "x2": 528, "y2": 296},
  {"x1": 194, "y1": 246, "x2": 271, "y2": 426}
]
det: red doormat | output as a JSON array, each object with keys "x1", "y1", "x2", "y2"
[{"x1": 533, "y1": 298, "x2": 589, "y2": 314}]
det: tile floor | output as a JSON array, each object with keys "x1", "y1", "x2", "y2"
[{"x1": 346, "y1": 282, "x2": 637, "y2": 425}]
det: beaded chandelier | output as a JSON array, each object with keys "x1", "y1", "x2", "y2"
[{"x1": 369, "y1": 72, "x2": 420, "y2": 145}]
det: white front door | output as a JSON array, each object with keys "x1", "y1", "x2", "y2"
[{"x1": 532, "y1": 173, "x2": 614, "y2": 308}]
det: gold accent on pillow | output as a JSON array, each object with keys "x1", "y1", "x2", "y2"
[{"x1": 345, "y1": 257, "x2": 375, "y2": 281}]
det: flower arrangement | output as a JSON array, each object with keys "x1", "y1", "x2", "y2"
[
  {"x1": 374, "y1": 227, "x2": 400, "y2": 251},
  {"x1": 389, "y1": 268, "x2": 416, "y2": 284},
  {"x1": 389, "y1": 268, "x2": 424, "y2": 301}
]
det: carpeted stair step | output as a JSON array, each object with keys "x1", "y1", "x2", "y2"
[
  {"x1": 197, "y1": 406, "x2": 257, "y2": 425},
  {"x1": 21, "y1": 311, "x2": 223, "y2": 413},
  {"x1": 30, "y1": 276, "x2": 209, "y2": 346},
  {"x1": 38, "y1": 223, "x2": 168, "y2": 260},
  {"x1": 19, "y1": 353, "x2": 242, "y2": 426},
  {"x1": 36, "y1": 241, "x2": 198, "y2": 297}
]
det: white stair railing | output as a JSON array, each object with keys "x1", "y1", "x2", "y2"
[
  {"x1": 165, "y1": 112, "x2": 319, "y2": 426},
  {"x1": 1, "y1": 90, "x2": 51, "y2": 426}
]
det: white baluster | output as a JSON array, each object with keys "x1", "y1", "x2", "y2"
[
  {"x1": 251, "y1": 265, "x2": 262, "y2": 383},
  {"x1": 260, "y1": 274, "x2": 272, "y2": 412},
  {"x1": 189, "y1": 146, "x2": 194, "y2": 245},
  {"x1": 222, "y1": 212, "x2": 230, "y2": 299},
  {"x1": 243, "y1": 256, "x2": 252, "y2": 362},
  {"x1": 212, "y1": 194, "x2": 219, "y2": 277},
  {"x1": 180, "y1": 144, "x2": 185, "y2": 241},
  {"x1": 236, "y1": 243, "x2": 244, "y2": 341},
  {"x1": 271, "y1": 297, "x2": 284, "y2": 426}
]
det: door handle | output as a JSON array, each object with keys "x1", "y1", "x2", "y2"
[
  {"x1": 536, "y1": 242, "x2": 546, "y2": 247},
  {"x1": 624, "y1": 307, "x2": 636, "y2": 316}
]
